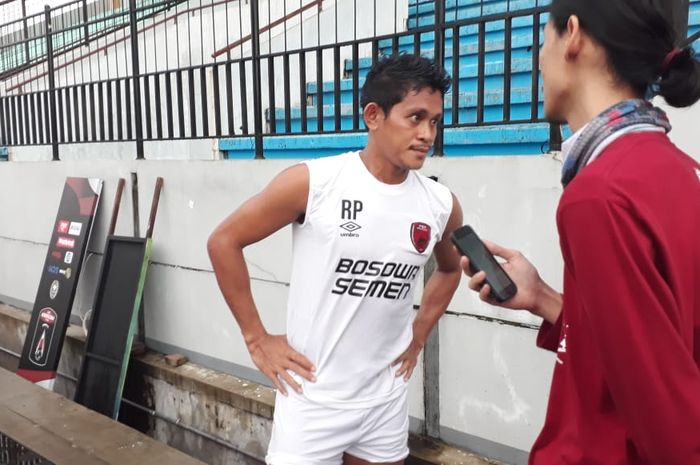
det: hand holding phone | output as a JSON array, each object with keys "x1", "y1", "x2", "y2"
[{"x1": 450, "y1": 225, "x2": 517, "y2": 302}]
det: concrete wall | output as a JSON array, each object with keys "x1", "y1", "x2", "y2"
[{"x1": 0, "y1": 154, "x2": 559, "y2": 464}]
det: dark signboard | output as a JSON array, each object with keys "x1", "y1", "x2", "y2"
[{"x1": 17, "y1": 177, "x2": 102, "y2": 389}]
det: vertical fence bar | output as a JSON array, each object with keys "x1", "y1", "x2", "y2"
[
  {"x1": 126, "y1": 78, "x2": 133, "y2": 140},
  {"x1": 90, "y1": 83, "x2": 97, "y2": 141},
  {"x1": 213, "y1": 65, "x2": 222, "y2": 137},
  {"x1": 11, "y1": 98, "x2": 18, "y2": 145},
  {"x1": 503, "y1": 16, "x2": 512, "y2": 121},
  {"x1": 82, "y1": 0, "x2": 89, "y2": 45},
  {"x1": 73, "y1": 86, "x2": 80, "y2": 142},
  {"x1": 0, "y1": 98, "x2": 7, "y2": 147},
  {"x1": 37, "y1": 93, "x2": 45, "y2": 144},
  {"x1": 675, "y1": 0, "x2": 690, "y2": 41},
  {"x1": 30, "y1": 93, "x2": 37, "y2": 144},
  {"x1": 129, "y1": 0, "x2": 144, "y2": 157},
  {"x1": 81, "y1": 85, "x2": 87, "y2": 142},
  {"x1": 549, "y1": 123, "x2": 562, "y2": 152},
  {"x1": 18, "y1": 95, "x2": 25, "y2": 145},
  {"x1": 476, "y1": 21, "x2": 485, "y2": 124},
  {"x1": 200, "y1": 67, "x2": 209, "y2": 138},
  {"x1": 188, "y1": 68, "x2": 196, "y2": 137},
  {"x1": 451, "y1": 25, "x2": 459, "y2": 126},
  {"x1": 155, "y1": 74, "x2": 163, "y2": 139},
  {"x1": 316, "y1": 48, "x2": 323, "y2": 132},
  {"x1": 250, "y1": 0, "x2": 265, "y2": 158},
  {"x1": 107, "y1": 81, "x2": 114, "y2": 141},
  {"x1": 268, "y1": 57, "x2": 276, "y2": 133},
  {"x1": 99, "y1": 82, "x2": 106, "y2": 140},
  {"x1": 176, "y1": 71, "x2": 185, "y2": 137},
  {"x1": 433, "y1": 0, "x2": 445, "y2": 155},
  {"x1": 57, "y1": 88, "x2": 64, "y2": 144},
  {"x1": 299, "y1": 51, "x2": 307, "y2": 133},
  {"x1": 116, "y1": 81, "x2": 123, "y2": 140},
  {"x1": 352, "y1": 42, "x2": 359, "y2": 131},
  {"x1": 283, "y1": 54, "x2": 291, "y2": 133},
  {"x1": 45, "y1": 6, "x2": 59, "y2": 160},
  {"x1": 22, "y1": 0, "x2": 30, "y2": 65},
  {"x1": 423, "y1": 255, "x2": 440, "y2": 438},
  {"x1": 530, "y1": 12, "x2": 540, "y2": 122},
  {"x1": 226, "y1": 63, "x2": 235, "y2": 135},
  {"x1": 166, "y1": 72, "x2": 174, "y2": 138},
  {"x1": 239, "y1": 61, "x2": 248, "y2": 133},
  {"x1": 144, "y1": 75, "x2": 152, "y2": 139},
  {"x1": 334, "y1": 46, "x2": 341, "y2": 131}
]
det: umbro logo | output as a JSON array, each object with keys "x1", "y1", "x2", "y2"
[{"x1": 340, "y1": 222, "x2": 361, "y2": 232}]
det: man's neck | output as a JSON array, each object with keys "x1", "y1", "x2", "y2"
[{"x1": 360, "y1": 143, "x2": 410, "y2": 185}]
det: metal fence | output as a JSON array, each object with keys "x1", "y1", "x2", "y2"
[
  {"x1": 0, "y1": 432, "x2": 55, "y2": 465},
  {"x1": 0, "y1": 0, "x2": 693, "y2": 159}
]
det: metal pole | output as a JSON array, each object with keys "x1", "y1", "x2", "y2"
[
  {"x1": 45, "y1": 6, "x2": 59, "y2": 161},
  {"x1": 433, "y1": 0, "x2": 445, "y2": 156},
  {"x1": 676, "y1": 0, "x2": 690, "y2": 41},
  {"x1": 250, "y1": 0, "x2": 265, "y2": 159},
  {"x1": 549, "y1": 123, "x2": 562, "y2": 152},
  {"x1": 83, "y1": 0, "x2": 90, "y2": 45},
  {"x1": 129, "y1": 0, "x2": 144, "y2": 159},
  {"x1": 422, "y1": 253, "x2": 440, "y2": 438},
  {"x1": 21, "y1": 0, "x2": 30, "y2": 65}
]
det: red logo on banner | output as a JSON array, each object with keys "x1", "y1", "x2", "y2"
[
  {"x1": 39, "y1": 308, "x2": 57, "y2": 325},
  {"x1": 56, "y1": 237, "x2": 75, "y2": 249},
  {"x1": 410, "y1": 222, "x2": 431, "y2": 253},
  {"x1": 57, "y1": 221, "x2": 69, "y2": 234}
]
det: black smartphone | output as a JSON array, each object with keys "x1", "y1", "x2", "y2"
[{"x1": 451, "y1": 225, "x2": 517, "y2": 302}]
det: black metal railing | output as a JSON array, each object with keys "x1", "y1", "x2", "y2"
[{"x1": 5, "y1": 0, "x2": 673, "y2": 159}]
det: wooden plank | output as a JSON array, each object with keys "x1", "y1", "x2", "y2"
[{"x1": 0, "y1": 368, "x2": 206, "y2": 465}]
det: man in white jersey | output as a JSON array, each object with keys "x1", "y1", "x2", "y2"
[{"x1": 208, "y1": 54, "x2": 463, "y2": 465}]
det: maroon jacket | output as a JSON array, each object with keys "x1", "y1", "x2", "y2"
[{"x1": 530, "y1": 132, "x2": 700, "y2": 465}]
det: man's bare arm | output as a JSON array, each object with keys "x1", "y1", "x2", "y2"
[{"x1": 207, "y1": 164, "x2": 315, "y2": 395}]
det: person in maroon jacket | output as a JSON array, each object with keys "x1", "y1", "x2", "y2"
[{"x1": 461, "y1": 0, "x2": 700, "y2": 464}]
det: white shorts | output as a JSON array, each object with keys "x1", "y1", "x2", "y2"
[{"x1": 266, "y1": 388, "x2": 409, "y2": 465}]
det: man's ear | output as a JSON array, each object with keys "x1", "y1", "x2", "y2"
[
  {"x1": 363, "y1": 102, "x2": 384, "y2": 131},
  {"x1": 565, "y1": 15, "x2": 584, "y2": 60}
]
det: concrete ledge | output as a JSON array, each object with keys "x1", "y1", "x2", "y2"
[{"x1": 0, "y1": 303, "x2": 504, "y2": 465}]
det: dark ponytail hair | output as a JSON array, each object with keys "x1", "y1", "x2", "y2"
[
  {"x1": 659, "y1": 46, "x2": 700, "y2": 107},
  {"x1": 550, "y1": 0, "x2": 700, "y2": 108}
]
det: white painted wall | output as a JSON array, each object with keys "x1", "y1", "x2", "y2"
[{"x1": 0, "y1": 156, "x2": 559, "y2": 462}]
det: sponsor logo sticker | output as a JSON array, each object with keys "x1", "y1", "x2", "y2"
[
  {"x1": 57, "y1": 220, "x2": 69, "y2": 234},
  {"x1": 68, "y1": 222, "x2": 82, "y2": 236},
  {"x1": 49, "y1": 280, "x2": 60, "y2": 300},
  {"x1": 64, "y1": 251, "x2": 74, "y2": 264},
  {"x1": 51, "y1": 251, "x2": 62, "y2": 260},
  {"x1": 29, "y1": 308, "x2": 57, "y2": 367},
  {"x1": 56, "y1": 237, "x2": 75, "y2": 249}
]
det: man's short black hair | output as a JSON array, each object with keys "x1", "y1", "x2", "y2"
[{"x1": 360, "y1": 53, "x2": 451, "y2": 115}]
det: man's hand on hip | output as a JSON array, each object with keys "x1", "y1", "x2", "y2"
[{"x1": 247, "y1": 334, "x2": 316, "y2": 395}]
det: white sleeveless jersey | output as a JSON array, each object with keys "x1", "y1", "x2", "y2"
[{"x1": 287, "y1": 151, "x2": 453, "y2": 408}]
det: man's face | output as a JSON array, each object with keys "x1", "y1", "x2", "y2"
[{"x1": 370, "y1": 87, "x2": 443, "y2": 170}]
